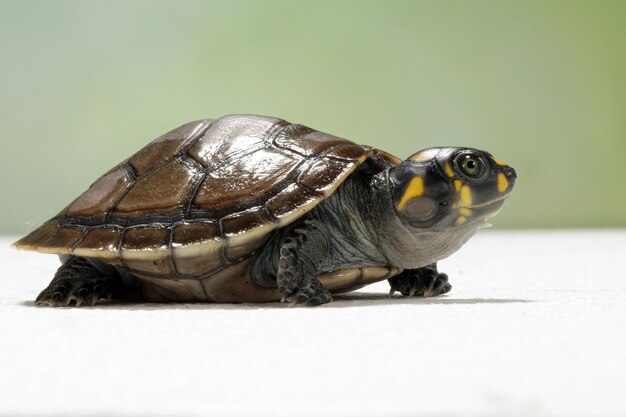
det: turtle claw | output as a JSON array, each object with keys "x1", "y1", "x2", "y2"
[
  {"x1": 279, "y1": 281, "x2": 332, "y2": 306},
  {"x1": 388, "y1": 266, "x2": 452, "y2": 298},
  {"x1": 36, "y1": 284, "x2": 71, "y2": 306},
  {"x1": 36, "y1": 276, "x2": 113, "y2": 307},
  {"x1": 423, "y1": 274, "x2": 449, "y2": 297},
  {"x1": 50, "y1": 291, "x2": 63, "y2": 303}
]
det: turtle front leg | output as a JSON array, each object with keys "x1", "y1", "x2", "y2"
[
  {"x1": 388, "y1": 263, "x2": 451, "y2": 298},
  {"x1": 36, "y1": 256, "x2": 140, "y2": 307},
  {"x1": 277, "y1": 220, "x2": 332, "y2": 306}
]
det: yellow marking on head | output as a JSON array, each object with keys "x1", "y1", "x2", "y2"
[
  {"x1": 396, "y1": 176, "x2": 424, "y2": 211},
  {"x1": 460, "y1": 185, "x2": 473, "y2": 206},
  {"x1": 459, "y1": 207, "x2": 472, "y2": 217},
  {"x1": 491, "y1": 156, "x2": 508, "y2": 166},
  {"x1": 453, "y1": 179, "x2": 462, "y2": 191},
  {"x1": 456, "y1": 216, "x2": 467, "y2": 225},
  {"x1": 497, "y1": 172, "x2": 509, "y2": 192},
  {"x1": 444, "y1": 163, "x2": 454, "y2": 178}
]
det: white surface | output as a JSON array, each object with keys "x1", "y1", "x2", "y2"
[{"x1": 1, "y1": 231, "x2": 625, "y2": 417}]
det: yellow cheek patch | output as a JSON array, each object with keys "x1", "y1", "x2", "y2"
[
  {"x1": 397, "y1": 176, "x2": 424, "y2": 211},
  {"x1": 444, "y1": 163, "x2": 454, "y2": 178},
  {"x1": 453, "y1": 179, "x2": 462, "y2": 191},
  {"x1": 459, "y1": 207, "x2": 472, "y2": 217},
  {"x1": 497, "y1": 172, "x2": 509, "y2": 192},
  {"x1": 456, "y1": 216, "x2": 467, "y2": 225},
  {"x1": 460, "y1": 185, "x2": 473, "y2": 206}
]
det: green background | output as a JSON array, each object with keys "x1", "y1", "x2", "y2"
[{"x1": 1, "y1": 0, "x2": 625, "y2": 234}]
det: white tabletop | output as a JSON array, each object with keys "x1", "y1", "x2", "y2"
[{"x1": 1, "y1": 230, "x2": 625, "y2": 417}]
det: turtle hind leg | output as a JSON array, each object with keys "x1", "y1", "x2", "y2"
[
  {"x1": 388, "y1": 263, "x2": 452, "y2": 298},
  {"x1": 277, "y1": 219, "x2": 332, "y2": 306},
  {"x1": 35, "y1": 256, "x2": 140, "y2": 307}
]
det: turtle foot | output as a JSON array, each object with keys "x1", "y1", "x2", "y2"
[
  {"x1": 388, "y1": 265, "x2": 451, "y2": 298},
  {"x1": 280, "y1": 279, "x2": 332, "y2": 306},
  {"x1": 276, "y1": 219, "x2": 333, "y2": 306},
  {"x1": 35, "y1": 276, "x2": 113, "y2": 307}
]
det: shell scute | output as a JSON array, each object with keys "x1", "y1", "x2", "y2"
[
  {"x1": 297, "y1": 157, "x2": 358, "y2": 196},
  {"x1": 14, "y1": 223, "x2": 58, "y2": 251},
  {"x1": 273, "y1": 124, "x2": 347, "y2": 157},
  {"x1": 73, "y1": 228, "x2": 122, "y2": 259},
  {"x1": 120, "y1": 227, "x2": 173, "y2": 275},
  {"x1": 187, "y1": 115, "x2": 282, "y2": 168},
  {"x1": 192, "y1": 148, "x2": 302, "y2": 210},
  {"x1": 65, "y1": 167, "x2": 132, "y2": 217},
  {"x1": 120, "y1": 227, "x2": 169, "y2": 256},
  {"x1": 221, "y1": 207, "x2": 275, "y2": 261},
  {"x1": 129, "y1": 119, "x2": 212, "y2": 175},
  {"x1": 323, "y1": 143, "x2": 370, "y2": 162},
  {"x1": 115, "y1": 161, "x2": 201, "y2": 213},
  {"x1": 172, "y1": 222, "x2": 223, "y2": 276},
  {"x1": 265, "y1": 183, "x2": 322, "y2": 227},
  {"x1": 37, "y1": 226, "x2": 86, "y2": 254},
  {"x1": 172, "y1": 222, "x2": 221, "y2": 247}
]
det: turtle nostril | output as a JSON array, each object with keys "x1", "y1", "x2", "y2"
[{"x1": 504, "y1": 166, "x2": 517, "y2": 178}]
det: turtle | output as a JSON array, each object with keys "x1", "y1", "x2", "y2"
[{"x1": 13, "y1": 114, "x2": 516, "y2": 307}]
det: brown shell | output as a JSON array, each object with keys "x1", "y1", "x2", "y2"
[{"x1": 14, "y1": 114, "x2": 384, "y2": 279}]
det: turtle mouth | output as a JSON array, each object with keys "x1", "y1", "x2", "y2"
[
  {"x1": 464, "y1": 194, "x2": 510, "y2": 210},
  {"x1": 459, "y1": 195, "x2": 510, "y2": 222}
]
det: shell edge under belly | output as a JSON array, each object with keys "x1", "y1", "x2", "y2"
[{"x1": 134, "y1": 260, "x2": 403, "y2": 303}]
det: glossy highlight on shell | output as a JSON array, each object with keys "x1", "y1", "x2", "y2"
[{"x1": 16, "y1": 115, "x2": 370, "y2": 279}]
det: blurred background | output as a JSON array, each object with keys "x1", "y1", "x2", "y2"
[{"x1": 1, "y1": 0, "x2": 625, "y2": 234}]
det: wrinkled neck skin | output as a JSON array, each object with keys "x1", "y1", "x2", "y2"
[{"x1": 311, "y1": 169, "x2": 482, "y2": 271}]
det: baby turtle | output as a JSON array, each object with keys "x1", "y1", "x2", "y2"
[{"x1": 14, "y1": 114, "x2": 516, "y2": 306}]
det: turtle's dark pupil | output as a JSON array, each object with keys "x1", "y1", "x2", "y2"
[{"x1": 462, "y1": 157, "x2": 479, "y2": 175}]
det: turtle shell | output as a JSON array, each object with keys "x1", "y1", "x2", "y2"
[{"x1": 15, "y1": 114, "x2": 384, "y2": 279}]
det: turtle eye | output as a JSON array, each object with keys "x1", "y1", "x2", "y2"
[{"x1": 453, "y1": 152, "x2": 488, "y2": 180}]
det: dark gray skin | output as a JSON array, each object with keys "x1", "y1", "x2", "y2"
[
  {"x1": 252, "y1": 156, "x2": 474, "y2": 305},
  {"x1": 251, "y1": 148, "x2": 517, "y2": 305}
]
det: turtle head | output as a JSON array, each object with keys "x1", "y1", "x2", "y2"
[{"x1": 390, "y1": 147, "x2": 516, "y2": 230}]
